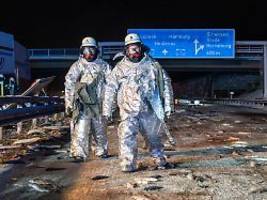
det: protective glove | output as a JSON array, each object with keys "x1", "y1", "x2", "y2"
[
  {"x1": 165, "y1": 110, "x2": 171, "y2": 119},
  {"x1": 101, "y1": 115, "x2": 110, "y2": 125},
  {"x1": 65, "y1": 106, "x2": 73, "y2": 117}
]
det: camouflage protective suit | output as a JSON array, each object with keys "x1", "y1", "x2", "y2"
[
  {"x1": 65, "y1": 57, "x2": 111, "y2": 159},
  {"x1": 103, "y1": 54, "x2": 173, "y2": 171}
]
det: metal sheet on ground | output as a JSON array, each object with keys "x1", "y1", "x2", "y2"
[{"x1": 21, "y1": 76, "x2": 56, "y2": 96}]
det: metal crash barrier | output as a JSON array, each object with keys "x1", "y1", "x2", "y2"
[
  {"x1": 0, "y1": 76, "x2": 65, "y2": 139},
  {"x1": 0, "y1": 96, "x2": 64, "y2": 126}
]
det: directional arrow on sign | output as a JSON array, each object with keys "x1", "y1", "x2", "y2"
[
  {"x1": 193, "y1": 39, "x2": 205, "y2": 55},
  {"x1": 162, "y1": 49, "x2": 168, "y2": 55}
]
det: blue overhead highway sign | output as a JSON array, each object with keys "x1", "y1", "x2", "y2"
[{"x1": 127, "y1": 29, "x2": 235, "y2": 59}]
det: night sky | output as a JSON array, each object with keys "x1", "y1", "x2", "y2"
[{"x1": 1, "y1": 0, "x2": 266, "y2": 48}]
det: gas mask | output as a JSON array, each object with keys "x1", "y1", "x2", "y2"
[
  {"x1": 125, "y1": 43, "x2": 144, "y2": 63},
  {"x1": 81, "y1": 46, "x2": 98, "y2": 62}
]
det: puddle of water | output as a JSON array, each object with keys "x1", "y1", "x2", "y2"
[
  {"x1": 227, "y1": 138, "x2": 267, "y2": 148},
  {"x1": 177, "y1": 155, "x2": 267, "y2": 169},
  {"x1": 247, "y1": 155, "x2": 267, "y2": 162},
  {"x1": 230, "y1": 141, "x2": 248, "y2": 148},
  {"x1": 253, "y1": 157, "x2": 267, "y2": 162},
  {"x1": 177, "y1": 157, "x2": 248, "y2": 169}
]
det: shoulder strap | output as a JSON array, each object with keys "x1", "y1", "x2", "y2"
[{"x1": 153, "y1": 61, "x2": 164, "y2": 101}]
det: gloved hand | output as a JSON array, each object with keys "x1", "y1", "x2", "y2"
[
  {"x1": 165, "y1": 108, "x2": 171, "y2": 119},
  {"x1": 102, "y1": 115, "x2": 110, "y2": 125},
  {"x1": 65, "y1": 106, "x2": 73, "y2": 117}
]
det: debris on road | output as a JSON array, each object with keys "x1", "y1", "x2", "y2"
[
  {"x1": 28, "y1": 178, "x2": 61, "y2": 193},
  {"x1": 91, "y1": 175, "x2": 109, "y2": 180},
  {"x1": 2, "y1": 105, "x2": 267, "y2": 199},
  {"x1": 13, "y1": 137, "x2": 42, "y2": 145}
]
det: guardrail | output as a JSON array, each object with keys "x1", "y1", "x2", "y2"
[
  {"x1": 0, "y1": 96, "x2": 63, "y2": 105},
  {"x1": 0, "y1": 104, "x2": 64, "y2": 126},
  {"x1": 0, "y1": 96, "x2": 64, "y2": 126},
  {"x1": 203, "y1": 98, "x2": 267, "y2": 110},
  {"x1": 28, "y1": 41, "x2": 267, "y2": 61},
  {"x1": 28, "y1": 48, "x2": 79, "y2": 60}
]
